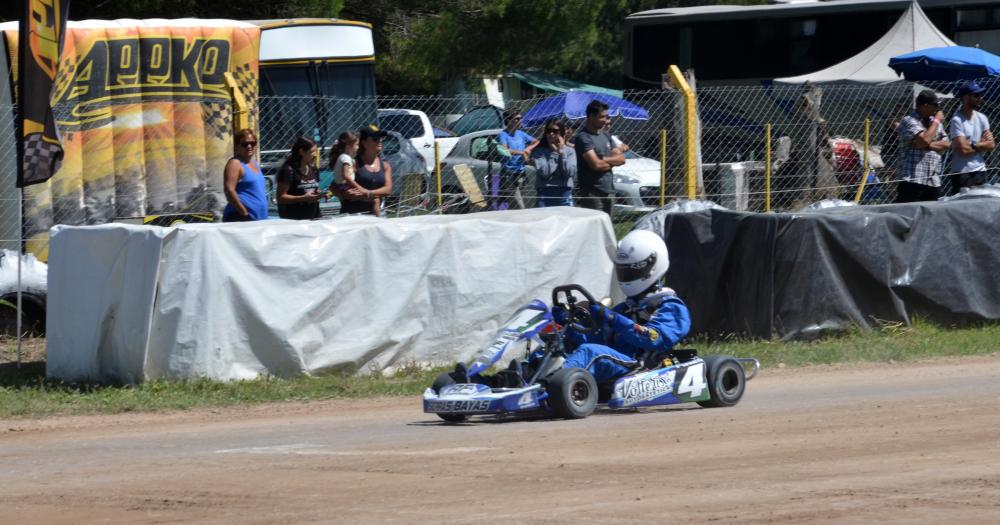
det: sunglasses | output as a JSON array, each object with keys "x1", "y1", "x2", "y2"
[
  {"x1": 241, "y1": 141, "x2": 257, "y2": 147},
  {"x1": 545, "y1": 128, "x2": 561, "y2": 134}
]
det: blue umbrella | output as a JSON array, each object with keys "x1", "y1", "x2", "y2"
[
  {"x1": 889, "y1": 46, "x2": 1000, "y2": 82},
  {"x1": 521, "y1": 91, "x2": 649, "y2": 128}
]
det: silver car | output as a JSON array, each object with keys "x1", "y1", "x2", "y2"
[{"x1": 436, "y1": 129, "x2": 538, "y2": 212}]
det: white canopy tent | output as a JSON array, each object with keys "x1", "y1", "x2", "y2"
[{"x1": 776, "y1": 1, "x2": 955, "y2": 84}]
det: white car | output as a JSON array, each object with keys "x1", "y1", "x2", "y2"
[
  {"x1": 613, "y1": 150, "x2": 664, "y2": 215},
  {"x1": 378, "y1": 108, "x2": 459, "y2": 173}
]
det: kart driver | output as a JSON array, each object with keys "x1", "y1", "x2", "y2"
[
  {"x1": 556, "y1": 229, "x2": 691, "y2": 383},
  {"x1": 453, "y1": 229, "x2": 691, "y2": 386}
]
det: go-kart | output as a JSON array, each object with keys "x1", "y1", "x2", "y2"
[{"x1": 423, "y1": 284, "x2": 760, "y2": 422}]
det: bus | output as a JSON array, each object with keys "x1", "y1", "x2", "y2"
[
  {"x1": 250, "y1": 19, "x2": 377, "y2": 153},
  {"x1": 624, "y1": 0, "x2": 1000, "y2": 86}
]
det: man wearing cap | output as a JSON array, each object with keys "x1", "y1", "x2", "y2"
[
  {"x1": 896, "y1": 89, "x2": 951, "y2": 203},
  {"x1": 948, "y1": 81, "x2": 995, "y2": 193}
]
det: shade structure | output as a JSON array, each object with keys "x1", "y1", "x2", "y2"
[
  {"x1": 522, "y1": 91, "x2": 649, "y2": 128},
  {"x1": 889, "y1": 46, "x2": 1000, "y2": 82},
  {"x1": 776, "y1": 1, "x2": 955, "y2": 84}
]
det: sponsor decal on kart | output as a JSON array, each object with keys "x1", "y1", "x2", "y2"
[
  {"x1": 617, "y1": 370, "x2": 676, "y2": 407},
  {"x1": 426, "y1": 399, "x2": 492, "y2": 413},
  {"x1": 440, "y1": 384, "x2": 488, "y2": 396}
]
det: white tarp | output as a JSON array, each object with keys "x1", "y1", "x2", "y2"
[
  {"x1": 46, "y1": 207, "x2": 617, "y2": 383},
  {"x1": 776, "y1": 1, "x2": 956, "y2": 84}
]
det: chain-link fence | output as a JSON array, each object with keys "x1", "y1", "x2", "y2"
[{"x1": 5, "y1": 79, "x2": 1000, "y2": 254}]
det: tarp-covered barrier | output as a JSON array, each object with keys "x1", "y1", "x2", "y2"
[
  {"x1": 46, "y1": 208, "x2": 617, "y2": 383},
  {"x1": 2, "y1": 19, "x2": 260, "y2": 259},
  {"x1": 652, "y1": 199, "x2": 1000, "y2": 340}
]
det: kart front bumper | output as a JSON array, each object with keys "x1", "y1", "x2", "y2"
[{"x1": 423, "y1": 383, "x2": 546, "y2": 416}]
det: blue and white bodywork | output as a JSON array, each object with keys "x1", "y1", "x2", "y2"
[
  {"x1": 608, "y1": 357, "x2": 711, "y2": 409},
  {"x1": 423, "y1": 300, "x2": 553, "y2": 418}
]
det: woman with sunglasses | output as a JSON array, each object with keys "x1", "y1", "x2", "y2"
[
  {"x1": 529, "y1": 118, "x2": 577, "y2": 207},
  {"x1": 275, "y1": 136, "x2": 323, "y2": 220},
  {"x1": 222, "y1": 128, "x2": 269, "y2": 222}
]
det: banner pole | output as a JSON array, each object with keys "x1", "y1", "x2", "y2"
[{"x1": 16, "y1": 187, "x2": 23, "y2": 367}]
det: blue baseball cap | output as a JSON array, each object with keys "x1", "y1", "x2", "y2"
[{"x1": 957, "y1": 81, "x2": 986, "y2": 97}]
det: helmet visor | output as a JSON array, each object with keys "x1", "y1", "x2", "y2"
[{"x1": 615, "y1": 252, "x2": 657, "y2": 283}]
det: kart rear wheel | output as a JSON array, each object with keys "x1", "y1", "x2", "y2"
[
  {"x1": 431, "y1": 372, "x2": 468, "y2": 423},
  {"x1": 697, "y1": 355, "x2": 746, "y2": 408},
  {"x1": 545, "y1": 367, "x2": 598, "y2": 419}
]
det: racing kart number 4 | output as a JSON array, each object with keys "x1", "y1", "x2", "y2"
[
  {"x1": 428, "y1": 399, "x2": 491, "y2": 413},
  {"x1": 677, "y1": 362, "x2": 707, "y2": 397}
]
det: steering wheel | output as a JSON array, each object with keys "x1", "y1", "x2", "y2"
[{"x1": 551, "y1": 284, "x2": 599, "y2": 334}]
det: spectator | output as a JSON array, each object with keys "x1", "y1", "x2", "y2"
[
  {"x1": 497, "y1": 110, "x2": 539, "y2": 210},
  {"x1": 275, "y1": 137, "x2": 323, "y2": 220},
  {"x1": 339, "y1": 124, "x2": 393, "y2": 216},
  {"x1": 222, "y1": 128, "x2": 268, "y2": 222},
  {"x1": 530, "y1": 118, "x2": 576, "y2": 207},
  {"x1": 895, "y1": 90, "x2": 950, "y2": 203},
  {"x1": 949, "y1": 81, "x2": 995, "y2": 193},
  {"x1": 328, "y1": 131, "x2": 376, "y2": 214},
  {"x1": 575, "y1": 100, "x2": 625, "y2": 216}
]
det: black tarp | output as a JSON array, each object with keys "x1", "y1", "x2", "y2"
[{"x1": 650, "y1": 198, "x2": 1000, "y2": 340}]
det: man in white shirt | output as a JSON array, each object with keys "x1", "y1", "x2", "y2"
[{"x1": 949, "y1": 81, "x2": 995, "y2": 193}]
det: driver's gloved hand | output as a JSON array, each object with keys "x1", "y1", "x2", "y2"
[
  {"x1": 589, "y1": 303, "x2": 616, "y2": 324},
  {"x1": 551, "y1": 306, "x2": 568, "y2": 325}
]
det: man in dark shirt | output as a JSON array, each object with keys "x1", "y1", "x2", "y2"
[{"x1": 575, "y1": 100, "x2": 625, "y2": 216}]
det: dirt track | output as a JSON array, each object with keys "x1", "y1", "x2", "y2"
[{"x1": 2, "y1": 355, "x2": 999, "y2": 524}]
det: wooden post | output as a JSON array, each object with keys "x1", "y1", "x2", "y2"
[
  {"x1": 435, "y1": 142, "x2": 442, "y2": 214},
  {"x1": 853, "y1": 118, "x2": 871, "y2": 204},
  {"x1": 667, "y1": 65, "x2": 696, "y2": 199}
]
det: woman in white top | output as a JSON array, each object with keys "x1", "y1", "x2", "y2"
[{"x1": 327, "y1": 131, "x2": 378, "y2": 215}]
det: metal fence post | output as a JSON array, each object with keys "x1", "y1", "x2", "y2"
[
  {"x1": 765, "y1": 123, "x2": 772, "y2": 213},
  {"x1": 659, "y1": 129, "x2": 667, "y2": 207},
  {"x1": 435, "y1": 142, "x2": 442, "y2": 214},
  {"x1": 667, "y1": 65, "x2": 697, "y2": 199},
  {"x1": 854, "y1": 118, "x2": 871, "y2": 204}
]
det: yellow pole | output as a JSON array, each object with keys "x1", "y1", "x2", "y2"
[
  {"x1": 223, "y1": 72, "x2": 249, "y2": 133},
  {"x1": 765, "y1": 123, "x2": 771, "y2": 213},
  {"x1": 435, "y1": 142, "x2": 442, "y2": 214},
  {"x1": 667, "y1": 65, "x2": 697, "y2": 199},
  {"x1": 853, "y1": 118, "x2": 871, "y2": 204},
  {"x1": 659, "y1": 129, "x2": 667, "y2": 207}
]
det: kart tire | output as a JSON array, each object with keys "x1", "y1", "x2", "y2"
[
  {"x1": 431, "y1": 372, "x2": 467, "y2": 423},
  {"x1": 545, "y1": 367, "x2": 598, "y2": 419},
  {"x1": 697, "y1": 355, "x2": 745, "y2": 408}
]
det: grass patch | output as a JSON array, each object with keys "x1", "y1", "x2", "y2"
[{"x1": 1, "y1": 320, "x2": 999, "y2": 419}]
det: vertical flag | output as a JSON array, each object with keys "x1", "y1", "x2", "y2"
[{"x1": 16, "y1": 0, "x2": 69, "y2": 188}]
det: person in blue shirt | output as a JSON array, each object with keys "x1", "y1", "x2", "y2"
[
  {"x1": 453, "y1": 229, "x2": 691, "y2": 387},
  {"x1": 948, "y1": 81, "x2": 995, "y2": 193},
  {"x1": 222, "y1": 128, "x2": 269, "y2": 222},
  {"x1": 496, "y1": 110, "x2": 539, "y2": 210}
]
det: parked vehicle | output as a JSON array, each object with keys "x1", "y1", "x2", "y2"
[
  {"x1": 378, "y1": 109, "x2": 460, "y2": 173},
  {"x1": 437, "y1": 129, "x2": 538, "y2": 211},
  {"x1": 613, "y1": 150, "x2": 665, "y2": 215},
  {"x1": 448, "y1": 105, "x2": 505, "y2": 137}
]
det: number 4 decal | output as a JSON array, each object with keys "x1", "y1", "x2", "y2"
[{"x1": 677, "y1": 362, "x2": 707, "y2": 398}]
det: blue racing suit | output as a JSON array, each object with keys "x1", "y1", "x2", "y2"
[{"x1": 559, "y1": 288, "x2": 691, "y2": 383}]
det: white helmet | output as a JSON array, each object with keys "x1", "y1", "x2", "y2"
[{"x1": 612, "y1": 230, "x2": 669, "y2": 297}]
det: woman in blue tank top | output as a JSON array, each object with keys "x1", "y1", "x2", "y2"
[
  {"x1": 339, "y1": 125, "x2": 394, "y2": 215},
  {"x1": 222, "y1": 129, "x2": 269, "y2": 221}
]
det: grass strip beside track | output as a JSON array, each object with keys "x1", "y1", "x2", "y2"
[{"x1": 2, "y1": 320, "x2": 999, "y2": 419}]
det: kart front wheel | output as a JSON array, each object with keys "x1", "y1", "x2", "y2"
[
  {"x1": 546, "y1": 367, "x2": 598, "y2": 419},
  {"x1": 697, "y1": 355, "x2": 746, "y2": 408},
  {"x1": 431, "y1": 372, "x2": 468, "y2": 423}
]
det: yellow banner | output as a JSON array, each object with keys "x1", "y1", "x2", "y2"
[{"x1": 6, "y1": 20, "x2": 260, "y2": 259}]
